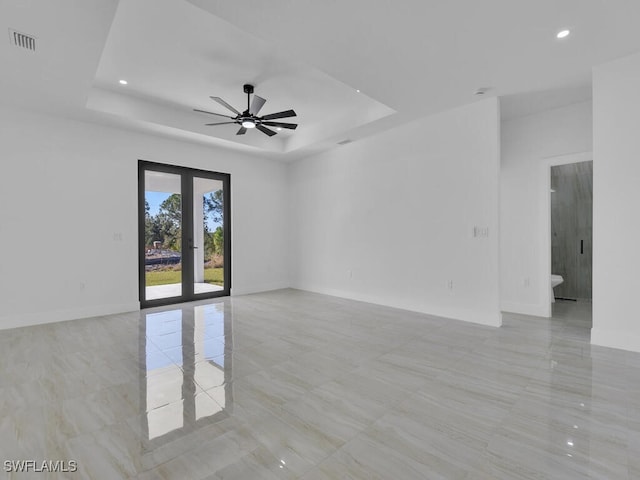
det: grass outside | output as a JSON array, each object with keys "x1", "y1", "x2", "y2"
[{"x1": 146, "y1": 267, "x2": 224, "y2": 286}]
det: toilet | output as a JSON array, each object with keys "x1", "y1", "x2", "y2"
[{"x1": 550, "y1": 274, "x2": 564, "y2": 302}]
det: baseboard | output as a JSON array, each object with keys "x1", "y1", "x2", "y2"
[
  {"x1": 501, "y1": 301, "x2": 549, "y2": 318},
  {"x1": 231, "y1": 281, "x2": 290, "y2": 296},
  {"x1": 293, "y1": 284, "x2": 502, "y2": 327},
  {"x1": 591, "y1": 328, "x2": 640, "y2": 353},
  {"x1": 0, "y1": 302, "x2": 140, "y2": 331}
]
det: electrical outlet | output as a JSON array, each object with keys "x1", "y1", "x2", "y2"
[
  {"x1": 347, "y1": 269, "x2": 353, "y2": 279},
  {"x1": 524, "y1": 277, "x2": 530, "y2": 288},
  {"x1": 447, "y1": 280, "x2": 454, "y2": 290},
  {"x1": 473, "y1": 226, "x2": 489, "y2": 238}
]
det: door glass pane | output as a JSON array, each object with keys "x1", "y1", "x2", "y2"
[
  {"x1": 193, "y1": 177, "x2": 224, "y2": 295},
  {"x1": 144, "y1": 171, "x2": 182, "y2": 300}
]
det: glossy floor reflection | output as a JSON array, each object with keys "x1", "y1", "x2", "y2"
[{"x1": 0, "y1": 291, "x2": 638, "y2": 479}]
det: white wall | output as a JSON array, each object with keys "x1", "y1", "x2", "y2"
[
  {"x1": 288, "y1": 98, "x2": 501, "y2": 327},
  {"x1": 592, "y1": 52, "x2": 640, "y2": 352},
  {"x1": 0, "y1": 106, "x2": 289, "y2": 329},
  {"x1": 500, "y1": 101, "x2": 592, "y2": 316}
]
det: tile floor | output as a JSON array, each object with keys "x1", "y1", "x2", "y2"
[{"x1": 0, "y1": 290, "x2": 638, "y2": 479}]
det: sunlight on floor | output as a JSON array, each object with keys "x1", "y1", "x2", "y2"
[{"x1": 146, "y1": 282, "x2": 223, "y2": 300}]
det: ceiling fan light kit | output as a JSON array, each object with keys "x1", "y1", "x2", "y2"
[{"x1": 194, "y1": 84, "x2": 298, "y2": 137}]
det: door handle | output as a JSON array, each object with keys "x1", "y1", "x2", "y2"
[{"x1": 581, "y1": 240, "x2": 584, "y2": 254}]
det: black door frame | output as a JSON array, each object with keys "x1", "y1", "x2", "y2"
[{"x1": 138, "y1": 160, "x2": 231, "y2": 308}]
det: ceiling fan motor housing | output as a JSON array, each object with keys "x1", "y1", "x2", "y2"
[{"x1": 194, "y1": 84, "x2": 297, "y2": 137}]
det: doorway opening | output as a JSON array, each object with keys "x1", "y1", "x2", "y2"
[
  {"x1": 138, "y1": 161, "x2": 230, "y2": 308},
  {"x1": 548, "y1": 158, "x2": 592, "y2": 327}
]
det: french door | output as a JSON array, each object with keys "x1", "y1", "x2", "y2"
[{"x1": 138, "y1": 161, "x2": 230, "y2": 307}]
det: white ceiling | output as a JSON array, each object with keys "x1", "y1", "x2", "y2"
[
  {"x1": 2, "y1": 0, "x2": 640, "y2": 160},
  {"x1": 500, "y1": 84, "x2": 593, "y2": 121},
  {"x1": 89, "y1": 0, "x2": 394, "y2": 155}
]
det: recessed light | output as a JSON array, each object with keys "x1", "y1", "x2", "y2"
[
  {"x1": 356, "y1": 89, "x2": 360, "y2": 93},
  {"x1": 556, "y1": 29, "x2": 570, "y2": 39},
  {"x1": 276, "y1": 127, "x2": 282, "y2": 131},
  {"x1": 119, "y1": 79, "x2": 128, "y2": 85}
]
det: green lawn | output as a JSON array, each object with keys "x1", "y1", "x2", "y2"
[{"x1": 146, "y1": 267, "x2": 224, "y2": 286}]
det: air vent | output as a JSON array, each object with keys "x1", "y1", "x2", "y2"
[
  {"x1": 337, "y1": 139, "x2": 353, "y2": 146},
  {"x1": 9, "y1": 29, "x2": 36, "y2": 51}
]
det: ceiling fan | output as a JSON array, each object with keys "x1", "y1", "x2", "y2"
[{"x1": 194, "y1": 84, "x2": 297, "y2": 137}]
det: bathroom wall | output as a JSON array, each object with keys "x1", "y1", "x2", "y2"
[{"x1": 550, "y1": 161, "x2": 593, "y2": 300}]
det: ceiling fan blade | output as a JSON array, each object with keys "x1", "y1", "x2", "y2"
[
  {"x1": 256, "y1": 124, "x2": 277, "y2": 137},
  {"x1": 193, "y1": 108, "x2": 234, "y2": 119},
  {"x1": 260, "y1": 109, "x2": 296, "y2": 121},
  {"x1": 204, "y1": 122, "x2": 237, "y2": 126},
  {"x1": 262, "y1": 121, "x2": 298, "y2": 130},
  {"x1": 236, "y1": 126, "x2": 247, "y2": 135},
  {"x1": 249, "y1": 95, "x2": 266, "y2": 115},
  {"x1": 210, "y1": 96, "x2": 241, "y2": 116}
]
